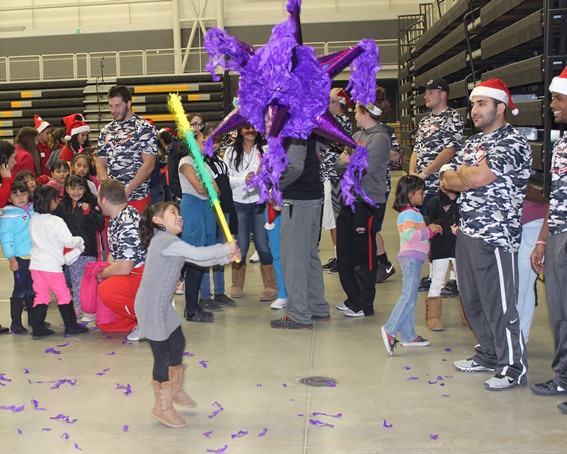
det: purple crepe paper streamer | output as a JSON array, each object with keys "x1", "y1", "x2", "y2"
[
  {"x1": 115, "y1": 383, "x2": 132, "y2": 396},
  {"x1": 298, "y1": 413, "x2": 304, "y2": 416},
  {"x1": 309, "y1": 419, "x2": 334, "y2": 428},
  {"x1": 312, "y1": 412, "x2": 342, "y2": 418},
  {"x1": 208, "y1": 401, "x2": 224, "y2": 419},
  {"x1": 61, "y1": 432, "x2": 70, "y2": 439},
  {"x1": 206, "y1": 445, "x2": 228, "y2": 454},
  {"x1": 258, "y1": 428, "x2": 268, "y2": 437},
  {"x1": 282, "y1": 383, "x2": 287, "y2": 387},
  {"x1": 23, "y1": 368, "x2": 29, "y2": 374},
  {"x1": 56, "y1": 342, "x2": 70, "y2": 347},
  {"x1": 44, "y1": 347, "x2": 61, "y2": 355},
  {"x1": 74, "y1": 442, "x2": 83, "y2": 451},
  {"x1": 32, "y1": 399, "x2": 47, "y2": 410},
  {"x1": 42, "y1": 428, "x2": 52, "y2": 431},
  {"x1": 50, "y1": 413, "x2": 78, "y2": 423},
  {"x1": 0, "y1": 373, "x2": 12, "y2": 383},
  {"x1": 17, "y1": 428, "x2": 22, "y2": 435},
  {"x1": 231, "y1": 430, "x2": 248, "y2": 438},
  {"x1": 444, "y1": 347, "x2": 452, "y2": 352},
  {"x1": 430, "y1": 434, "x2": 439, "y2": 440},
  {"x1": 442, "y1": 394, "x2": 450, "y2": 397},
  {"x1": 122, "y1": 424, "x2": 129, "y2": 432},
  {"x1": 346, "y1": 39, "x2": 380, "y2": 105},
  {"x1": 325, "y1": 380, "x2": 336, "y2": 387},
  {"x1": 248, "y1": 136, "x2": 289, "y2": 205},
  {"x1": 96, "y1": 368, "x2": 111, "y2": 376},
  {"x1": 199, "y1": 360, "x2": 209, "y2": 369},
  {"x1": 183, "y1": 351, "x2": 194, "y2": 357},
  {"x1": 286, "y1": 0, "x2": 301, "y2": 13},
  {"x1": 1, "y1": 404, "x2": 24, "y2": 412},
  {"x1": 406, "y1": 376, "x2": 419, "y2": 381},
  {"x1": 341, "y1": 144, "x2": 376, "y2": 209},
  {"x1": 383, "y1": 419, "x2": 393, "y2": 429},
  {"x1": 204, "y1": 28, "x2": 254, "y2": 80},
  {"x1": 107, "y1": 351, "x2": 116, "y2": 356},
  {"x1": 51, "y1": 379, "x2": 77, "y2": 389},
  {"x1": 203, "y1": 430, "x2": 213, "y2": 438},
  {"x1": 403, "y1": 365, "x2": 411, "y2": 370},
  {"x1": 256, "y1": 384, "x2": 262, "y2": 387}
]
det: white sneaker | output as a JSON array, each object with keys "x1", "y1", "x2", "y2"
[
  {"x1": 270, "y1": 298, "x2": 287, "y2": 310},
  {"x1": 81, "y1": 313, "x2": 96, "y2": 323},
  {"x1": 126, "y1": 326, "x2": 143, "y2": 341},
  {"x1": 174, "y1": 280, "x2": 185, "y2": 295},
  {"x1": 249, "y1": 250, "x2": 260, "y2": 263},
  {"x1": 343, "y1": 308, "x2": 365, "y2": 317},
  {"x1": 335, "y1": 303, "x2": 349, "y2": 311}
]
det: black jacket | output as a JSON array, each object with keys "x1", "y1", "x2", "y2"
[{"x1": 424, "y1": 190, "x2": 459, "y2": 260}]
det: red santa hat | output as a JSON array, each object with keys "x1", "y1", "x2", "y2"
[
  {"x1": 61, "y1": 113, "x2": 84, "y2": 128},
  {"x1": 34, "y1": 114, "x2": 50, "y2": 133},
  {"x1": 550, "y1": 65, "x2": 567, "y2": 96},
  {"x1": 264, "y1": 202, "x2": 282, "y2": 230},
  {"x1": 469, "y1": 78, "x2": 519, "y2": 115},
  {"x1": 65, "y1": 120, "x2": 90, "y2": 142},
  {"x1": 159, "y1": 127, "x2": 175, "y2": 136},
  {"x1": 335, "y1": 89, "x2": 352, "y2": 111}
]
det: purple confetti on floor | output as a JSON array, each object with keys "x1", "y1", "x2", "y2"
[
  {"x1": 32, "y1": 399, "x2": 47, "y2": 410},
  {"x1": 208, "y1": 401, "x2": 224, "y2": 419},
  {"x1": 383, "y1": 419, "x2": 393, "y2": 428},
  {"x1": 17, "y1": 428, "x2": 22, "y2": 434},
  {"x1": 312, "y1": 412, "x2": 342, "y2": 418},
  {"x1": 107, "y1": 351, "x2": 116, "y2": 356},
  {"x1": 445, "y1": 375, "x2": 453, "y2": 379},
  {"x1": 403, "y1": 365, "x2": 411, "y2": 370},
  {"x1": 206, "y1": 445, "x2": 228, "y2": 453},
  {"x1": 406, "y1": 376, "x2": 419, "y2": 381},
  {"x1": 122, "y1": 424, "x2": 129, "y2": 432},
  {"x1": 183, "y1": 351, "x2": 194, "y2": 357},
  {"x1": 298, "y1": 413, "x2": 304, "y2": 417},
  {"x1": 105, "y1": 335, "x2": 113, "y2": 339},
  {"x1": 199, "y1": 360, "x2": 209, "y2": 369},
  {"x1": 23, "y1": 368, "x2": 29, "y2": 374},
  {"x1": 258, "y1": 428, "x2": 268, "y2": 437},
  {"x1": 44, "y1": 348, "x2": 61, "y2": 355},
  {"x1": 61, "y1": 432, "x2": 70, "y2": 440},
  {"x1": 74, "y1": 442, "x2": 83, "y2": 451},
  {"x1": 56, "y1": 342, "x2": 70, "y2": 347},
  {"x1": 96, "y1": 368, "x2": 111, "y2": 376},
  {"x1": 49, "y1": 413, "x2": 78, "y2": 423},
  {"x1": 231, "y1": 430, "x2": 248, "y2": 438},
  {"x1": 309, "y1": 419, "x2": 334, "y2": 428},
  {"x1": 42, "y1": 428, "x2": 52, "y2": 431},
  {"x1": 444, "y1": 347, "x2": 452, "y2": 352},
  {"x1": 115, "y1": 383, "x2": 132, "y2": 396},
  {"x1": 325, "y1": 381, "x2": 336, "y2": 387},
  {"x1": 256, "y1": 384, "x2": 262, "y2": 387},
  {"x1": 427, "y1": 379, "x2": 439, "y2": 385},
  {"x1": 0, "y1": 373, "x2": 12, "y2": 383},
  {"x1": 51, "y1": 379, "x2": 77, "y2": 389},
  {"x1": 442, "y1": 394, "x2": 450, "y2": 398},
  {"x1": 430, "y1": 433, "x2": 439, "y2": 440},
  {"x1": 1, "y1": 404, "x2": 24, "y2": 412},
  {"x1": 282, "y1": 383, "x2": 287, "y2": 387},
  {"x1": 203, "y1": 430, "x2": 213, "y2": 438}
]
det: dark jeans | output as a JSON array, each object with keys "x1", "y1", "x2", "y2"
[
  {"x1": 233, "y1": 201, "x2": 273, "y2": 264},
  {"x1": 148, "y1": 326, "x2": 186, "y2": 382},
  {"x1": 12, "y1": 257, "x2": 34, "y2": 298}
]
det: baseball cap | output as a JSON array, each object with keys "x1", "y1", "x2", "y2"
[{"x1": 421, "y1": 78, "x2": 449, "y2": 94}]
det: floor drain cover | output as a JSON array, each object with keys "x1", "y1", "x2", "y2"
[{"x1": 298, "y1": 376, "x2": 338, "y2": 387}]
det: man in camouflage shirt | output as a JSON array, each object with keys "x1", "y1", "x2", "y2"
[
  {"x1": 443, "y1": 78, "x2": 531, "y2": 391},
  {"x1": 96, "y1": 179, "x2": 146, "y2": 339},
  {"x1": 410, "y1": 78, "x2": 464, "y2": 211},
  {"x1": 97, "y1": 85, "x2": 157, "y2": 213},
  {"x1": 530, "y1": 66, "x2": 567, "y2": 409}
]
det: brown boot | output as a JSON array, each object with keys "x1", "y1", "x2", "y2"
[
  {"x1": 425, "y1": 296, "x2": 444, "y2": 331},
  {"x1": 259, "y1": 264, "x2": 278, "y2": 301},
  {"x1": 151, "y1": 380, "x2": 186, "y2": 428},
  {"x1": 230, "y1": 263, "x2": 246, "y2": 298},
  {"x1": 457, "y1": 296, "x2": 470, "y2": 328},
  {"x1": 168, "y1": 364, "x2": 196, "y2": 408}
]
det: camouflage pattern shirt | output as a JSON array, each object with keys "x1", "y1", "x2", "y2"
[
  {"x1": 454, "y1": 123, "x2": 532, "y2": 253},
  {"x1": 98, "y1": 114, "x2": 158, "y2": 201},
  {"x1": 414, "y1": 107, "x2": 464, "y2": 194},
  {"x1": 108, "y1": 205, "x2": 146, "y2": 267},
  {"x1": 320, "y1": 114, "x2": 352, "y2": 183},
  {"x1": 548, "y1": 135, "x2": 567, "y2": 235}
]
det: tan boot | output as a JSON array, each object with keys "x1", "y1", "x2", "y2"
[
  {"x1": 230, "y1": 263, "x2": 246, "y2": 298},
  {"x1": 425, "y1": 296, "x2": 444, "y2": 331},
  {"x1": 259, "y1": 264, "x2": 278, "y2": 301},
  {"x1": 457, "y1": 296, "x2": 470, "y2": 328},
  {"x1": 168, "y1": 364, "x2": 196, "y2": 408},
  {"x1": 151, "y1": 380, "x2": 186, "y2": 428}
]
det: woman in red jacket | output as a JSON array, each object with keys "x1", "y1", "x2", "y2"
[
  {"x1": 11, "y1": 127, "x2": 42, "y2": 178},
  {"x1": 59, "y1": 121, "x2": 90, "y2": 162}
]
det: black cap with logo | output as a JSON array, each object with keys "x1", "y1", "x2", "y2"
[{"x1": 421, "y1": 78, "x2": 449, "y2": 94}]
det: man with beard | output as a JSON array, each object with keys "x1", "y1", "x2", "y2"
[
  {"x1": 443, "y1": 78, "x2": 531, "y2": 391},
  {"x1": 96, "y1": 85, "x2": 157, "y2": 212}
]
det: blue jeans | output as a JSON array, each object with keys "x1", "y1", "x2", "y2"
[
  {"x1": 384, "y1": 256, "x2": 423, "y2": 343},
  {"x1": 265, "y1": 210, "x2": 287, "y2": 299},
  {"x1": 12, "y1": 257, "x2": 34, "y2": 298},
  {"x1": 200, "y1": 213, "x2": 230, "y2": 299},
  {"x1": 233, "y1": 201, "x2": 272, "y2": 264}
]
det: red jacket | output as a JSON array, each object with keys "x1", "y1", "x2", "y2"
[{"x1": 37, "y1": 142, "x2": 51, "y2": 177}]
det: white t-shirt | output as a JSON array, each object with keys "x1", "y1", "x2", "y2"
[{"x1": 222, "y1": 145, "x2": 264, "y2": 204}]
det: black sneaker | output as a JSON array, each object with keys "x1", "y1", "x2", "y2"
[
  {"x1": 327, "y1": 262, "x2": 339, "y2": 274},
  {"x1": 322, "y1": 258, "x2": 337, "y2": 271},
  {"x1": 530, "y1": 379, "x2": 567, "y2": 396},
  {"x1": 199, "y1": 298, "x2": 223, "y2": 312},
  {"x1": 418, "y1": 276, "x2": 431, "y2": 292},
  {"x1": 270, "y1": 315, "x2": 313, "y2": 329},
  {"x1": 214, "y1": 293, "x2": 237, "y2": 307},
  {"x1": 376, "y1": 263, "x2": 396, "y2": 283},
  {"x1": 185, "y1": 307, "x2": 214, "y2": 323},
  {"x1": 440, "y1": 279, "x2": 459, "y2": 298}
]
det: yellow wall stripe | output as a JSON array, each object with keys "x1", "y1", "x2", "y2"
[
  {"x1": 11, "y1": 101, "x2": 22, "y2": 108},
  {"x1": 134, "y1": 85, "x2": 196, "y2": 94}
]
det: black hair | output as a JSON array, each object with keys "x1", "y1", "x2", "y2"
[
  {"x1": 10, "y1": 181, "x2": 29, "y2": 195},
  {"x1": 0, "y1": 140, "x2": 15, "y2": 169},
  {"x1": 229, "y1": 126, "x2": 266, "y2": 171},
  {"x1": 61, "y1": 175, "x2": 94, "y2": 208},
  {"x1": 14, "y1": 170, "x2": 35, "y2": 184},
  {"x1": 393, "y1": 175, "x2": 426, "y2": 212},
  {"x1": 139, "y1": 202, "x2": 179, "y2": 248},
  {"x1": 71, "y1": 152, "x2": 96, "y2": 177},
  {"x1": 108, "y1": 85, "x2": 132, "y2": 103},
  {"x1": 52, "y1": 159, "x2": 70, "y2": 172},
  {"x1": 177, "y1": 130, "x2": 203, "y2": 159},
  {"x1": 33, "y1": 185, "x2": 59, "y2": 214},
  {"x1": 159, "y1": 129, "x2": 174, "y2": 145},
  {"x1": 69, "y1": 134, "x2": 91, "y2": 154}
]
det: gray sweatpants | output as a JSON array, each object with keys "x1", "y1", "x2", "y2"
[
  {"x1": 456, "y1": 233, "x2": 528, "y2": 382},
  {"x1": 543, "y1": 232, "x2": 567, "y2": 388},
  {"x1": 281, "y1": 199, "x2": 329, "y2": 325}
]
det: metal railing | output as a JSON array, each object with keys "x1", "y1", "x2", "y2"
[{"x1": 0, "y1": 39, "x2": 398, "y2": 83}]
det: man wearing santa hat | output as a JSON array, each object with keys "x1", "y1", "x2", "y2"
[
  {"x1": 530, "y1": 66, "x2": 567, "y2": 411},
  {"x1": 443, "y1": 78, "x2": 531, "y2": 391},
  {"x1": 34, "y1": 114, "x2": 52, "y2": 177},
  {"x1": 96, "y1": 85, "x2": 157, "y2": 213}
]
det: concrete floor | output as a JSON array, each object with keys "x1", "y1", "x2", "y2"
[{"x1": 0, "y1": 172, "x2": 565, "y2": 453}]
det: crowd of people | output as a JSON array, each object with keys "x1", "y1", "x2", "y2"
[{"x1": 1, "y1": 69, "x2": 567, "y2": 423}]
